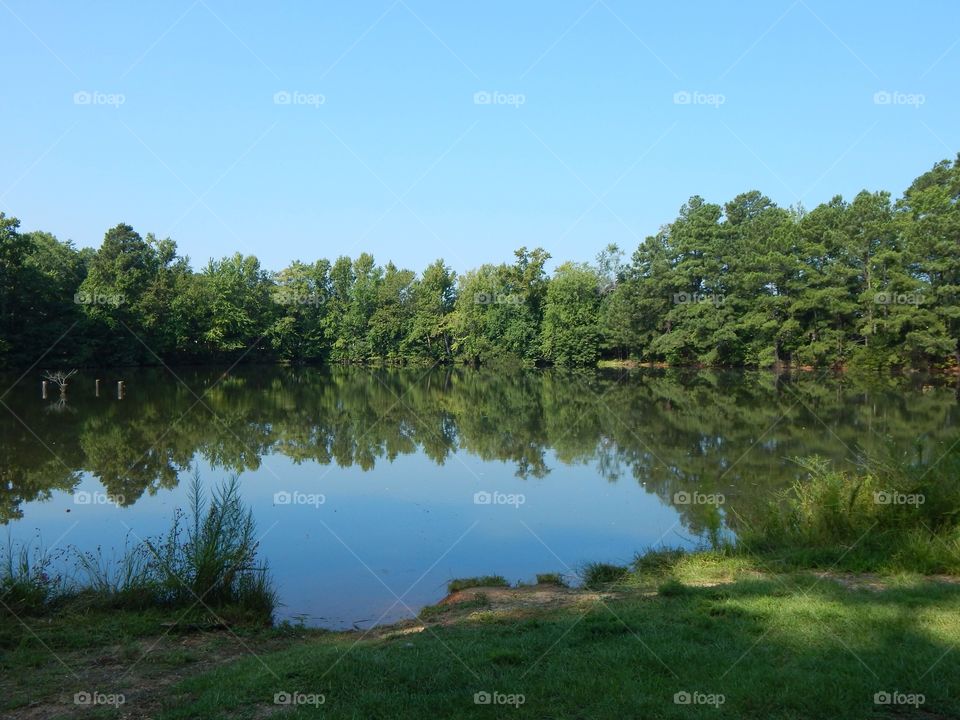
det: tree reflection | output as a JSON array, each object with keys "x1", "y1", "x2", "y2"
[{"x1": 0, "y1": 367, "x2": 956, "y2": 536}]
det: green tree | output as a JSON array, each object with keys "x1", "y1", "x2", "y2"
[
  {"x1": 407, "y1": 259, "x2": 456, "y2": 362},
  {"x1": 200, "y1": 253, "x2": 272, "y2": 357},
  {"x1": 270, "y1": 260, "x2": 332, "y2": 363},
  {"x1": 541, "y1": 262, "x2": 602, "y2": 366},
  {"x1": 899, "y1": 154, "x2": 960, "y2": 366},
  {"x1": 368, "y1": 262, "x2": 415, "y2": 361}
]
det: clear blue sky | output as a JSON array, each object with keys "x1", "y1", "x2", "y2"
[{"x1": 2, "y1": 0, "x2": 958, "y2": 273}]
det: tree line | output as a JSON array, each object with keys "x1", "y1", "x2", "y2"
[{"x1": 1, "y1": 153, "x2": 958, "y2": 369}]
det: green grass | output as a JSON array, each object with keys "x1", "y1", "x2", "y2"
[
  {"x1": 535, "y1": 572, "x2": 567, "y2": 587},
  {"x1": 580, "y1": 562, "x2": 629, "y2": 589},
  {"x1": 0, "y1": 538, "x2": 66, "y2": 615},
  {"x1": 738, "y1": 454, "x2": 960, "y2": 573},
  {"x1": 1, "y1": 472, "x2": 276, "y2": 624},
  {"x1": 0, "y1": 604, "x2": 312, "y2": 717},
  {"x1": 447, "y1": 575, "x2": 509, "y2": 593},
  {"x1": 3, "y1": 553, "x2": 960, "y2": 718},
  {"x1": 419, "y1": 593, "x2": 490, "y2": 620},
  {"x1": 147, "y1": 566, "x2": 960, "y2": 719}
]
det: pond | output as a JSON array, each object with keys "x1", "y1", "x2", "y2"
[{"x1": 1, "y1": 366, "x2": 956, "y2": 628}]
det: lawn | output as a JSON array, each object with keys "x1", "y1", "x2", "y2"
[{"x1": 3, "y1": 556, "x2": 958, "y2": 719}]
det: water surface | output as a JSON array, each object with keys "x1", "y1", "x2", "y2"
[{"x1": 2, "y1": 366, "x2": 956, "y2": 627}]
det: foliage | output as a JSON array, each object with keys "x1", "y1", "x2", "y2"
[{"x1": 2, "y1": 154, "x2": 960, "y2": 369}]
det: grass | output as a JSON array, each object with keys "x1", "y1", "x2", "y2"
[
  {"x1": 0, "y1": 605, "x2": 309, "y2": 717},
  {"x1": 580, "y1": 562, "x2": 629, "y2": 589},
  {"x1": 447, "y1": 575, "x2": 509, "y2": 593},
  {"x1": 535, "y1": 572, "x2": 567, "y2": 587},
  {"x1": 1, "y1": 472, "x2": 276, "y2": 624},
  {"x1": 5, "y1": 551, "x2": 959, "y2": 718},
  {"x1": 0, "y1": 537, "x2": 67, "y2": 615},
  {"x1": 738, "y1": 454, "x2": 960, "y2": 573},
  {"x1": 419, "y1": 593, "x2": 490, "y2": 620},
  {"x1": 150, "y1": 565, "x2": 959, "y2": 718}
]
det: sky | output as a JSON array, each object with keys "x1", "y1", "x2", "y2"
[{"x1": 1, "y1": 0, "x2": 958, "y2": 274}]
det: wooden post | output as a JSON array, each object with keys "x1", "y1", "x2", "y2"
[
  {"x1": 95, "y1": 379, "x2": 101, "y2": 397},
  {"x1": 117, "y1": 381, "x2": 125, "y2": 399},
  {"x1": 41, "y1": 381, "x2": 48, "y2": 399}
]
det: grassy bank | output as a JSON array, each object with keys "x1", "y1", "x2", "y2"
[
  {"x1": 737, "y1": 453, "x2": 960, "y2": 574},
  {"x1": 3, "y1": 554, "x2": 958, "y2": 718}
]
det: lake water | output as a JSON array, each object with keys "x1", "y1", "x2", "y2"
[{"x1": 1, "y1": 366, "x2": 956, "y2": 628}]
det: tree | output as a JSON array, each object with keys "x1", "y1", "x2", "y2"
[
  {"x1": 899, "y1": 154, "x2": 960, "y2": 366},
  {"x1": 269, "y1": 260, "x2": 331, "y2": 363},
  {"x1": 408, "y1": 259, "x2": 456, "y2": 362},
  {"x1": 541, "y1": 262, "x2": 602, "y2": 366},
  {"x1": 2, "y1": 153, "x2": 960, "y2": 371},
  {"x1": 0, "y1": 214, "x2": 36, "y2": 363},
  {"x1": 200, "y1": 253, "x2": 272, "y2": 357},
  {"x1": 368, "y1": 262, "x2": 415, "y2": 361}
]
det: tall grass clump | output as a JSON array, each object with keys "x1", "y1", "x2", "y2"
[
  {"x1": 3, "y1": 473, "x2": 276, "y2": 624},
  {"x1": 74, "y1": 539, "x2": 157, "y2": 610},
  {"x1": 740, "y1": 452, "x2": 960, "y2": 573},
  {"x1": 448, "y1": 575, "x2": 509, "y2": 593},
  {"x1": 146, "y1": 472, "x2": 276, "y2": 621},
  {"x1": 0, "y1": 537, "x2": 66, "y2": 615},
  {"x1": 580, "y1": 562, "x2": 629, "y2": 589}
]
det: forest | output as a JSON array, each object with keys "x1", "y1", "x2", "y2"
[{"x1": 1, "y1": 153, "x2": 958, "y2": 370}]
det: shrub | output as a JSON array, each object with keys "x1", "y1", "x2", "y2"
[{"x1": 632, "y1": 548, "x2": 686, "y2": 576}]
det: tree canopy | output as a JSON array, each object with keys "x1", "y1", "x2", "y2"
[{"x1": 1, "y1": 153, "x2": 959, "y2": 370}]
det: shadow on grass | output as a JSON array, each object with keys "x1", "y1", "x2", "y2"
[{"x1": 151, "y1": 575, "x2": 960, "y2": 719}]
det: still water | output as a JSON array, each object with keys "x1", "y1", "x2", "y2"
[{"x1": 2, "y1": 366, "x2": 956, "y2": 627}]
